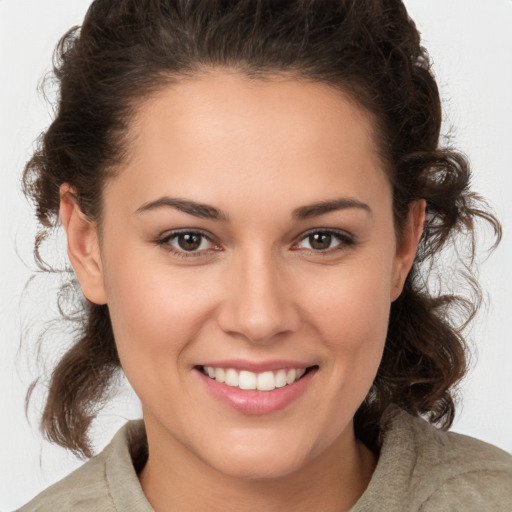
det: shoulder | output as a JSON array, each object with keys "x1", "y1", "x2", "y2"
[
  {"x1": 17, "y1": 421, "x2": 152, "y2": 512},
  {"x1": 352, "y1": 406, "x2": 512, "y2": 512},
  {"x1": 17, "y1": 448, "x2": 113, "y2": 512},
  {"x1": 411, "y1": 424, "x2": 512, "y2": 511}
]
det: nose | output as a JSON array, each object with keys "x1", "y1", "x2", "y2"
[{"x1": 216, "y1": 251, "x2": 301, "y2": 344}]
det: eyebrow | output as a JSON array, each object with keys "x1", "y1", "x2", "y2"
[
  {"x1": 136, "y1": 197, "x2": 229, "y2": 221},
  {"x1": 292, "y1": 198, "x2": 372, "y2": 219},
  {"x1": 135, "y1": 196, "x2": 372, "y2": 221}
]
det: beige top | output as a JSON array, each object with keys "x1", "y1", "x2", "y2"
[{"x1": 19, "y1": 407, "x2": 512, "y2": 511}]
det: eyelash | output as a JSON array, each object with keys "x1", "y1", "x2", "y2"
[
  {"x1": 155, "y1": 228, "x2": 356, "y2": 258},
  {"x1": 155, "y1": 229, "x2": 219, "y2": 259},
  {"x1": 291, "y1": 229, "x2": 356, "y2": 255}
]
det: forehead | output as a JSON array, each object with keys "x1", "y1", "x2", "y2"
[{"x1": 106, "y1": 72, "x2": 390, "y2": 215}]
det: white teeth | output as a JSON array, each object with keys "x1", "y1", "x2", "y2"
[
  {"x1": 275, "y1": 369, "x2": 287, "y2": 388},
  {"x1": 239, "y1": 370, "x2": 257, "y2": 390},
  {"x1": 225, "y1": 368, "x2": 239, "y2": 387},
  {"x1": 214, "y1": 367, "x2": 225, "y2": 383},
  {"x1": 202, "y1": 366, "x2": 309, "y2": 391},
  {"x1": 286, "y1": 369, "x2": 297, "y2": 385},
  {"x1": 257, "y1": 371, "x2": 275, "y2": 391}
]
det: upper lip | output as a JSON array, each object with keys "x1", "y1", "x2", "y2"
[{"x1": 197, "y1": 359, "x2": 314, "y2": 372}]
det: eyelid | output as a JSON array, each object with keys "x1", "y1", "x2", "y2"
[
  {"x1": 154, "y1": 227, "x2": 355, "y2": 258},
  {"x1": 155, "y1": 228, "x2": 221, "y2": 257},
  {"x1": 291, "y1": 228, "x2": 356, "y2": 252},
  {"x1": 159, "y1": 227, "x2": 213, "y2": 239}
]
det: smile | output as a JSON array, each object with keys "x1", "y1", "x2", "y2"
[{"x1": 201, "y1": 366, "x2": 307, "y2": 391}]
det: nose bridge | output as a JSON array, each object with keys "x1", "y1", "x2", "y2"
[{"x1": 217, "y1": 246, "x2": 299, "y2": 343}]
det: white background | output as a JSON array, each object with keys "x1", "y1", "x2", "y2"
[{"x1": 1, "y1": 1, "x2": 511, "y2": 510}]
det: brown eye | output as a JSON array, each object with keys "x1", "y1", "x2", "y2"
[
  {"x1": 159, "y1": 231, "x2": 215, "y2": 254},
  {"x1": 294, "y1": 229, "x2": 354, "y2": 253},
  {"x1": 177, "y1": 233, "x2": 203, "y2": 251},
  {"x1": 308, "y1": 232, "x2": 332, "y2": 250}
]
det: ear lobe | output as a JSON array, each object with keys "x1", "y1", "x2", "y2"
[
  {"x1": 59, "y1": 184, "x2": 107, "y2": 305},
  {"x1": 391, "y1": 199, "x2": 426, "y2": 302}
]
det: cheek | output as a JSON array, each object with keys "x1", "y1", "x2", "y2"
[
  {"x1": 301, "y1": 253, "x2": 394, "y2": 382},
  {"x1": 102, "y1": 250, "x2": 216, "y2": 369},
  {"x1": 103, "y1": 259, "x2": 221, "y2": 428},
  {"x1": 307, "y1": 257, "x2": 393, "y2": 337}
]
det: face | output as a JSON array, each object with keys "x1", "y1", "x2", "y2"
[{"x1": 64, "y1": 72, "x2": 422, "y2": 480}]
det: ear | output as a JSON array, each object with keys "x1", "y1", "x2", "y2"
[
  {"x1": 391, "y1": 199, "x2": 426, "y2": 302},
  {"x1": 59, "y1": 184, "x2": 107, "y2": 305}
]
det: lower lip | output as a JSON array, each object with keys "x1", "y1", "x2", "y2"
[{"x1": 196, "y1": 368, "x2": 317, "y2": 415}]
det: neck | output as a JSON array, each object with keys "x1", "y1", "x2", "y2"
[{"x1": 139, "y1": 420, "x2": 376, "y2": 512}]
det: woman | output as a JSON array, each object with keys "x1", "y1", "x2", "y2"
[{"x1": 17, "y1": 0, "x2": 512, "y2": 510}]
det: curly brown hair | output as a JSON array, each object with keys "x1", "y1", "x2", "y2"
[{"x1": 23, "y1": 0, "x2": 500, "y2": 457}]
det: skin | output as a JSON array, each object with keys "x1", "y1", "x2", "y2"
[{"x1": 60, "y1": 72, "x2": 425, "y2": 512}]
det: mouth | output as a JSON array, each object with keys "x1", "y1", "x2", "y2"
[{"x1": 197, "y1": 365, "x2": 317, "y2": 392}]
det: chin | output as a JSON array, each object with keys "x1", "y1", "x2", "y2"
[
  {"x1": 209, "y1": 449, "x2": 309, "y2": 481},
  {"x1": 193, "y1": 428, "x2": 323, "y2": 481}
]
